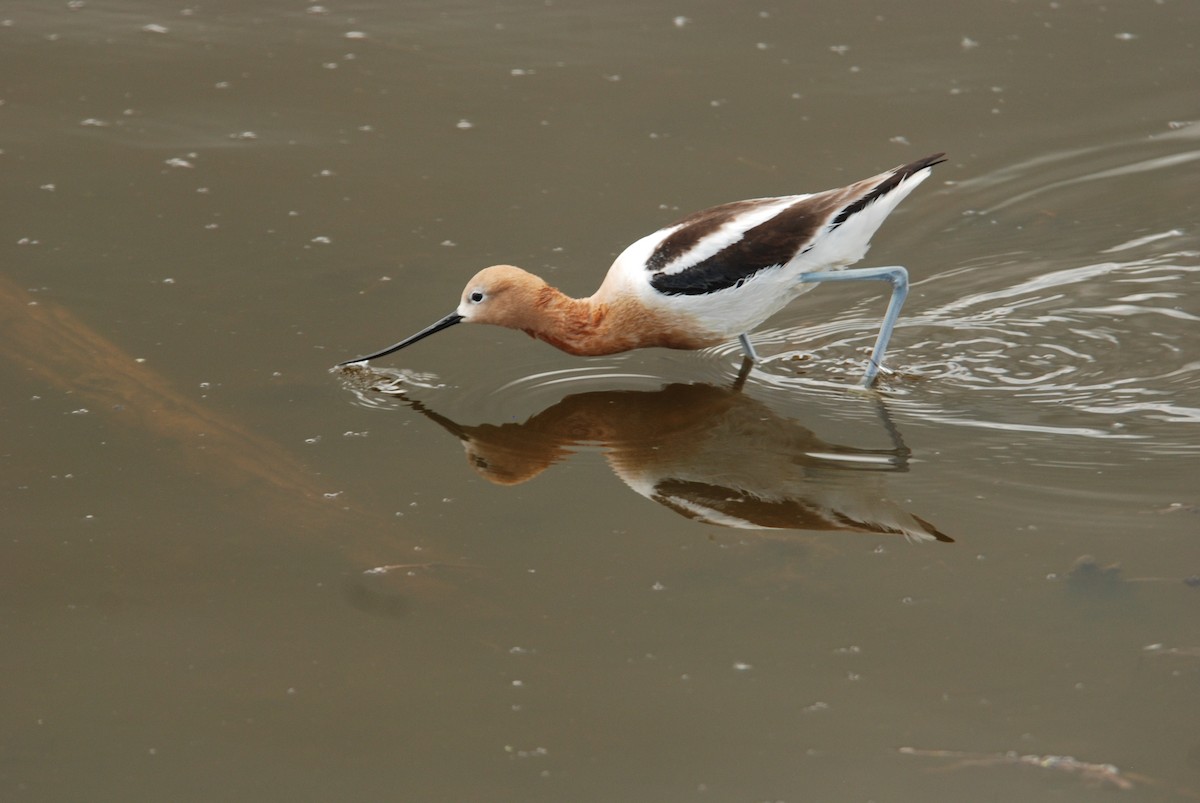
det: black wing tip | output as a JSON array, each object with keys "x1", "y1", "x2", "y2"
[
  {"x1": 896, "y1": 152, "x2": 947, "y2": 177},
  {"x1": 827, "y1": 152, "x2": 946, "y2": 232}
]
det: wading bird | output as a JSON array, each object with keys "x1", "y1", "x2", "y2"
[{"x1": 340, "y1": 153, "x2": 945, "y2": 386}]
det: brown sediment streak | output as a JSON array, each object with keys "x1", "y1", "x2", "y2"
[
  {"x1": 524, "y1": 286, "x2": 718, "y2": 355},
  {"x1": 0, "y1": 274, "x2": 381, "y2": 544},
  {"x1": 0, "y1": 275, "x2": 533, "y2": 608},
  {"x1": 2, "y1": 285, "x2": 306, "y2": 499}
]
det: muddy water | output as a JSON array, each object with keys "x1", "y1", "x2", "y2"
[{"x1": 3, "y1": 1, "x2": 1199, "y2": 801}]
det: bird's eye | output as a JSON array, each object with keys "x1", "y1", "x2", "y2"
[{"x1": 469, "y1": 290, "x2": 485, "y2": 303}]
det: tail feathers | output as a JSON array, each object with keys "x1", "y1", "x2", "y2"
[
  {"x1": 798, "y1": 152, "x2": 944, "y2": 270},
  {"x1": 829, "y1": 152, "x2": 946, "y2": 232}
]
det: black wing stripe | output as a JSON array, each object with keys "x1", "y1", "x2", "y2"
[
  {"x1": 646, "y1": 199, "x2": 765, "y2": 272},
  {"x1": 650, "y1": 199, "x2": 835, "y2": 296},
  {"x1": 648, "y1": 153, "x2": 945, "y2": 297}
]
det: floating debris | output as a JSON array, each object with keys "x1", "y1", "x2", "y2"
[
  {"x1": 1063, "y1": 554, "x2": 1198, "y2": 593},
  {"x1": 1143, "y1": 643, "x2": 1200, "y2": 659},
  {"x1": 899, "y1": 747, "x2": 1137, "y2": 791},
  {"x1": 363, "y1": 561, "x2": 473, "y2": 575},
  {"x1": 1066, "y1": 554, "x2": 1125, "y2": 594},
  {"x1": 1153, "y1": 501, "x2": 1199, "y2": 515}
]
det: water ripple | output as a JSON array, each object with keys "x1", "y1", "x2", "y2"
[
  {"x1": 719, "y1": 242, "x2": 1200, "y2": 456},
  {"x1": 333, "y1": 138, "x2": 1200, "y2": 463}
]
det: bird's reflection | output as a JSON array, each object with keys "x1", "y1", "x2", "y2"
[{"x1": 378, "y1": 366, "x2": 951, "y2": 542}]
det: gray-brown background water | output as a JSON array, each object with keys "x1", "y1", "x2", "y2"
[{"x1": 3, "y1": 1, "x2": 1199, "y2": 801}]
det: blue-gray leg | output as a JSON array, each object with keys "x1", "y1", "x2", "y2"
[
  {"x1": 798, "y1": 266, "x2": 909, "y2": 387},
  {"x1": 737, "y1": 332, "x2": 760, "y2": 362}
]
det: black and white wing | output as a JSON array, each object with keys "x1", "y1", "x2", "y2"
[{"x1": 636, "y1": 153, "x2": 945, "y2": 297}]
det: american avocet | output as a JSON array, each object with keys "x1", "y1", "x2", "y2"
[{"x1": 340, "y1": 153, "x2": 945, "y2": 386}]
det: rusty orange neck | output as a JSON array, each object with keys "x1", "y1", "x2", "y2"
[{"x1": 516, "y1": 285, "x2": 718, "y2": 356}]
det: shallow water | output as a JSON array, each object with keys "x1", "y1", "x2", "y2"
[{"x1": 3, "y1": 1, "x2": 1199, "y2": 801}]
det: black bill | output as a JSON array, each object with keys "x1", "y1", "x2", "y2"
[{"x1": 337, "y1": 312, "x2": 464, "y2": 366}]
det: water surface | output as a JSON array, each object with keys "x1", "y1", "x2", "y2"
[{"x1": 3, "y1": 1, "x2": 1199, "y2": 801}]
